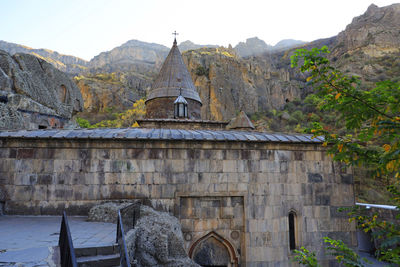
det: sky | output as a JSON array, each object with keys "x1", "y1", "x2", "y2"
[{"x1": 0, "y1": 0, "x2": 398, "y2": 61}]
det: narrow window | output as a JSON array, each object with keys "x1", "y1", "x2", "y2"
[{"x1": 289, "y1": 212, "x2": 296, "y2": 250}]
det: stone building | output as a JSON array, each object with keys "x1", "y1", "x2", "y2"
[
  {"x1": 0, "y1": 38, "x2": 356, "y2": 266},
  {"x1": 145, "y1": 37, "x2": 202, "y2": 120}
]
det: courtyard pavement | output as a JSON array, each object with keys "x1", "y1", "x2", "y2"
[{"x1": 0, "y1": 216, "x2": 116, "y2": 267}]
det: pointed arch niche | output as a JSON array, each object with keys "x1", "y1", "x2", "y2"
[{"x1": 189, "y1": 231, "x2": 238, "y2": 267}]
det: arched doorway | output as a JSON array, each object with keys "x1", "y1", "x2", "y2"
[{"x1": 189, "y1": 232, "x2": 238, "y2": 267}]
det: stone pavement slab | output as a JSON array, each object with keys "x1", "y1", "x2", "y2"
[{"x1": 0, "y1": 216, "x2": 116, "y2": 266}]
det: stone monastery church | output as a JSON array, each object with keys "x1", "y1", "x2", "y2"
[{"x1": 0, "y1": 38, "x2": 356, "y2": 266}]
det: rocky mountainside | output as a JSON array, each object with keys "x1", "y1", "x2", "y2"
[
  {"x1": 183, "y1": 47, "x2": 301, "y2": 121},
  {"x1": 1, "y1": 4, "x2": 398, "y2": 128},
  {"x1": 75, "y1": 71, "x2": 150, "y2": 122},
  {"x1": 0, "y1": 50, "x2": 83, "y2": 129},
  {"x1": 331, "y1": 3, "x2": 400, "y2": 83},
  {"x1": 0, "y1": 40, "x2": 88, "y2": 74},
  {"x1": 88, "y1": 39, "x2": 169, "y2": 74}
]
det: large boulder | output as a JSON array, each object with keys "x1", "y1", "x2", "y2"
[
  {"x1": 125, "y1": 205, "x2": 199, "y2": 267},
  {"x1": 88, "y1": 202, "x2": 131, "y2": 223}
]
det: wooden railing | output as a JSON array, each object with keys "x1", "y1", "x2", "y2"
[{"x1": 58, "y1": 211, "x2": 77, "y2": 267}]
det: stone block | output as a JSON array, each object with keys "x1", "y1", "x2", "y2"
[
  {"x1": 275, "y1": 150, "x2": 291, "y2": 161},
  {"x1": 15, "y1": 159, "x2": 33, "y2": 173},
  {"x1": 259, "y1": 150, "x2": 274, "y2": 160},
  {"x1": 308, "y1": 173, "x2": 323, "y2": 183},
  {"x1": 37, "y1": 174, "x2": 53, "y2": 185},
  {"x1": 305, "y1": 218, "x2": 318, "y2": 232},
  {"x1": 16, "y1": 148, "x2": 35, "y2": 159},
  {"x1": 340, "y1": 174, "x2": 353, "y2": 184},
  {"x1": 222, "y1": 160, "x2": 237, "y2": 172},
  {"x1": 161, "y1": 184, "x2": 175, "y2": 198}
]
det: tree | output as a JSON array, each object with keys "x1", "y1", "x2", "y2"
[{"x1": 291, "y1": 46, "x2": 400, "y2": 265}]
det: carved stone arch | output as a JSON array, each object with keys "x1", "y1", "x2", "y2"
[
  {"x1": 288, "y1": 208, "x2": 301, "y2": 250},
  {"x1": 189, "y1": 231, "x2": 238, "y2": 267},
  {"x1": 58, "y1": 84, "x2": 67, "y2": 103}
]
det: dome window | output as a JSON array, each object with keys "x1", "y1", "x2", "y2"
[{"x1": 174, "y1": 88, "x2": 188, "y2": 118}]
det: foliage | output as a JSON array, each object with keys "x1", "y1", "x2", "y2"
[
  {"x1": 347, "y1": 206, "x2": 400, "y2": 265},
  {"x1": 76, "y1": 99, "x2": 146, "y2": 128},
  {"x1": 291, "y1": 46, "x2": 400, "y2": 265},
  {"x1": 75, "y1": 117, "x2": 91, "y2": 128},
  {"x1": 293, "y1": 239, "x2": 368, "y2": 267},
  {"x1": 323, "y1": 237, "x2": 368, "y2": 267},
  {"x1": 195, "y1": 65, "x2": 209, "y2": 77},
  {"x1": 292, "y1": 247, "x2": 321, "y2": 267}
]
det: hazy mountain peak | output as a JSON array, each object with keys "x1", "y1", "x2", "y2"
[
  {"x1": 178, "y1": 40, "x2": 218, "y2": 52},
  {"x1": 120, "y1": 39, "x2": 169, "y2": 51},
  {"x1": 234, "y1": 36, "x2": 271, "y2": 57},
  {"x1": 273, "y1": 39, "x2": 306, "y2": 50}
]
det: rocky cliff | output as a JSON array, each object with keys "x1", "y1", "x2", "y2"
[
  {"x1": 330, "y1": 3, "x2": 400, "y2": 83},
  {"x1": 183, "y1": 47, "x2": 302, "y2": 120},
  {"x1": 89, "y1": 39, "x2": 169, "y2": 74},
  {"x1": 75, "y1": 71, "x2": 150, "y2": 122},
  {"x1": 0, "y1": 40, "x2": 88, "y2": 74},
  {"x1": 0, "y1": 50, "x2": 83, "y2": 130},
  {"x1": 2, "y1": 4, "x2": 397, "y2": 127}
]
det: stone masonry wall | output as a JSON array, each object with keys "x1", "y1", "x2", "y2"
[{"x1": 0, "y1": 138, "x2": 356, "y2": 266}]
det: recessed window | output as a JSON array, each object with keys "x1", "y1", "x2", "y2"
[{"x1": 289, "y1": 212, "x2": 296, "y2": 250}]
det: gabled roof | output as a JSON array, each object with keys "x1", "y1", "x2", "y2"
[
  {"x1": 0, "y1": 128, "x2": 324, "y2": 143},
  {"x1": 146, "y1": 39, "x2": 202, "y2": 104},
  {"x1": 227, "y1": 111, "x2": 255, "y2": 130},
  {"x1": 174, "y1": 95, "x2": 188, "y2": 104}
]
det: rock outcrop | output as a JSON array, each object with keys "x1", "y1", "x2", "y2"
[
  {"x1": 89, "y1": 39, "x2": 169, "y2": 74},
  {"x1": 88, "y1": 202, "x2": 132, "y2": 223},
  {"x1": 330, "y1": 3, "x2": 400, "y2": 83},
  {"x1": 0, "y1": 50, "x2": 83, "y2": 130},
  {"x1": 183, "y1": 47, "x2": 302, "y2": 120},
  {"x1": 125, "y1": 205, "x2": 199, "y2": 267},
  {"x1": 334, "y1": 4, "x2": 400, "y2": 57},
  {"x1": 75, "y1": 72, "x2": 150, "y2": 123}
]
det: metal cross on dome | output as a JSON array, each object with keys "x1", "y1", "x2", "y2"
[{"x1": 172, "y1": 31, "x2": 179, "y2": 44}]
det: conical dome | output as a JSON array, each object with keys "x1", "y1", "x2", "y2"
[
  {"x1": 145, "y1": 39, "x2": 202, "y2": 119},
  {"x1": 147, "y1": 39, "x2": 202, "y2": 103}
]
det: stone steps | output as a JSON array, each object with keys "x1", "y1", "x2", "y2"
[{"x1": 75, "y1": 243, "x2": 120, "y2": 267}]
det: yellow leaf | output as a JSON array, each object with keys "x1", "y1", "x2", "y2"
[
  {"x1": 338, "y1": 144, "x2": 343, "y2": 152},
  {"x1": 383, "y1": 144, "x2": 391, "y2": 152},
  {"x1": 322, "y1": 142, "x2": 328, "y2": 147},
  {"x1": 306, "y1": 76, "x2": 312, "y2": 82},
  {"x1": 335, "y1": 93, "x2": 341, "y2": 100}
]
